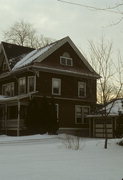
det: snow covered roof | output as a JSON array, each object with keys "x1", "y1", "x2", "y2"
[
  {"x1": 1, "y1": 42, "x2": 34, "y2": 68},
  {"x1": 1, "y1": 36, "x2": 100, "y2": 78},
  {"x1": 101, "y1": 99, "x2": 123, "y2": 115},
  {"x1": 0, "y1": 95, "x2": 8, "y2": 100},
  {"x1": 12, "y1": 43, "x2": 55, "y2": 70},
  {"x1": 0, "y1": 91, "x2": 38, "y2": 103}
]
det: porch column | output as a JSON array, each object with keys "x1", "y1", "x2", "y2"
[
  {"x1": 89, "y1": 118, "x2": 91, "y2": 137},
  {"x1": 5, "y1": 104, "x2": 7, "y2": 134},
  {"x1": 17, "y1": 101, "x2": 20, "y2": 136}
]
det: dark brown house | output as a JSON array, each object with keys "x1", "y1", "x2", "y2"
[{"x1": 0, "y1": 36, "x2": 100, "y2": 136}]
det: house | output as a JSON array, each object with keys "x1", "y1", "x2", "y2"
[
  {"x1": 0, "y1": 36, "x2": 100, "y2": 136},
  {"x1": 88, "y1": 98, "x2": 123, "y2": 138}
]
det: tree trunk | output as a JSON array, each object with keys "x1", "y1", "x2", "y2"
[
  {"x1": 104, "y1": 137, "x2": 108, "y2": 149},
  {"x1": 104, "y1": 118, "x2": 108, "y2": 149}
]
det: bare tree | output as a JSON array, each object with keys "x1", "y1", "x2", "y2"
[
  {"x1": 88, "y1": 37, "x2": 123, "y2": 148},
  {"x1": 3, "y1": 20, "x2": 54, "y2": 48},
  {"x1": 88, "y1": 38, "x2": 123, "y2": 104},
  {"x1": 58, "y1": 0, "x2": 123, "y2": 25}
]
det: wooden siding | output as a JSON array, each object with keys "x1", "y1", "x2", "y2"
[{"x1": 37, "y1": 71, "x2": 96, "y2": 102}]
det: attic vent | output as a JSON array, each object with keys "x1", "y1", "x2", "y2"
[{"x1": 63, "y1": 52, "x2": 70, "y2": 58}]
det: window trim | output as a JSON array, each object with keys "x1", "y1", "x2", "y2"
[
  {"x1": 75, "y1": 105, "x2": 90, "y2": 124},
  {"x1": 27, "y1": 75, "x2": 36, "y2": 93},
  {"x1": 52, "y1": 78, "x2": 61, "y2": 95},
  {"x1": 55, "y1": 103, "x2": 59, "y2": 121},
  {"x1": 2, "y1": 82, "x2": 15, "y2": 97},
  {"x1": 2, "y1": 61, "x2": 8, "y2": 71},
  {"x1": 78, "y1": 81, "x2": 86, "y2": 98},
  {"x1": 60, "y1": 56, "x2": 73, "y2": 66},
  {"x1": 18, "y1": 77, "x2": 26, "y2": 95}
]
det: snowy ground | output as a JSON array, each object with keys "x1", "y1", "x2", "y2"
[{"x1": 0, "y1": 134, "x2": 122, "y2": 180}]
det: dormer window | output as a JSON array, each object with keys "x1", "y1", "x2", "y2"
[{"x1": 60, "y1": 52, "x2": 73, "y2": 66}]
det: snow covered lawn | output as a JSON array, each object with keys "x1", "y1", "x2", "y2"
[{"x1": 0, "y1": 135, "x2": 122, "y2": 180}]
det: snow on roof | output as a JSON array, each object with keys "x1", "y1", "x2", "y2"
[
  {"x1": 0, "y1": 95, "x2": 8, "y2": 100},
  {"x1": 12, "y1": 43, "x2": 55, "y2": 70},
  {"x1": 102, "y1": 99, "x2": 123, "y2": 115},
  {"x1": 0, "y1": 91, "x2": 38, "y2": 103}
]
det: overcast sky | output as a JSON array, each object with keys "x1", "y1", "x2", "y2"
[{"x1": 0, "y1": 0, "x2": 122, "y2": 56}]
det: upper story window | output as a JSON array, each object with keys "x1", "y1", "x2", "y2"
[
  {"x1": 75, "y1": 105, "x2": 90, "y2": 124},
  {"x1": 52, "y1": 78, "x2": 61, "y2": 95},
  {"x1": 78, "y1": 81, "x2": 86, "y2": 97},
  {"x1": 28, "y1": 76, "x2": 36, "y2": 93},
  {"x1": 2, "y1": 82, "x2": 14, "y2": 97},
  {"x1": 60, "y1": 52, "x2": 73, "y2": 66},
  {"x1": 18, "y1": 77, "x2": 26, "y2": 95},
  {"x1": 2, "y1": 61, "x2": 8, "y2": 71}
]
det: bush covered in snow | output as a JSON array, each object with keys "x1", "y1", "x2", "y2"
[{"x1": 118, "y1": 139, "x2": 123, "y2": 146}]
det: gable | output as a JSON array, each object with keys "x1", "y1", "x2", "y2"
[
  {"x1": 2, "y1": 42, "x2": 34, "y2": 60},
  {"x1": 2, "y1": 42, "x2": 34, "y2": 69},
  {"x1": 35, "y1": 37, "x2": 95, "y2": 73},
  {"x1": 1, "y1": 37, "x2": 100, "y2": 79},
  {"x1": 35, "y1": 42, "x2": 91, "y2": 73},
  {"x1": 33, "y1": 41, "x2": 100, "y2": 78},
  {"x1": 0, "y1": 49, "x2": 9, "y2": 73}
]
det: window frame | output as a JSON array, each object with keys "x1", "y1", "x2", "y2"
[
  {"x1": 2, "y1": 82, "x2": 14, "y2": 97},
  {"x1": 2, "y1": 61, "x2": 8, "y2": 71},
  {"x1": 27, "y1": 75, "x2": 36, "y2": 93},
  {"x1": 52, "y1": 78, "x2": 61, "y2": 95},
  {"x1": 78, "y1": 81, "x2": 86, "y2": 98},
  {"x1": 18, "y1": 77, "x2": 26, "y2": 95},
  {"x1": 60, "y1": 56, "x2": 73, "y2": 66},
  {"x1": 75, "y1": 105, "x2": 90, "y2": 124},
  {"x1": 55, "y1": 103, "x2": 59, "y2": 122}
]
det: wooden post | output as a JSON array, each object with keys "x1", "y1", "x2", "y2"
[
  {"x1": 89, "y1": 117, "x2": 91, "y2": 137},
  {"x1": 5, "y1": 104, "x2": 7, "y2": 135},
  {"x1": 17, "y1": 101, "x2": 20, "y2": 136},
  {"x1": 93, "y1": 118, "x2": 95, "y2": 137}
]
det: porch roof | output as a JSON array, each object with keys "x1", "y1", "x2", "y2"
[
  {"x1": 87, "y1": 114, "x2": 118, "y2": 118},
  {"x1": 0, "y1": 91, "x2": 38, "y2": 104}
]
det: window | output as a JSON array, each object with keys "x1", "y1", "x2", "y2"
[
  {"x1": 52, "y1": 78, "x2": 61, "y2": 95},
  {"x1": 78, "y1": 82, "x2": 86, "y2": 97},
  {"x1": 60, "y1": 57, "x2": 73, "y2": 66},
  {"x1": 28, "y1": 76, "x2": 36, "y2": 93},
  {"x1": 18, "y1": 77, "x2": 26, "y2": 95},
  {"x1": 2, "y1": 61, "x2": 8, "y2": 71},
  {"x1": 60, "y1": 52, "x2": 73, "y2": 66},
  {"x1": 2, "y1": 82, "x2": 14, "y2": 96},
  {"x1": 75, "y1": 105, "x2": 90, "y2": 124}
]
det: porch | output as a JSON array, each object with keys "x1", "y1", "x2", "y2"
[{"x1": 0, "y1": 95, "x2": 30, "y2": 136}]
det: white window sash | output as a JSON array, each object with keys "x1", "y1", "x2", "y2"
[
  {"x1": 75, "y1": 105, "x2": 90, "y2": 124},
  {"x1": 60, "y1": 56, "x2": 73, "y2": 66},
  {"x1": 27, "y1": 76, "x2": 36, "y2": 93},
  {"x1": 78, "y1": 82, "x2": 86, "y2": 97},
  {"x1": 52, "y1": 78, "x2": 61, "y2": 95},
  {"x1": 2, "y1": 82, "x2": 14, "y2": 96},
  {"x1": 18, "y1": 77, "x2": 26, "y2": 95}
]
